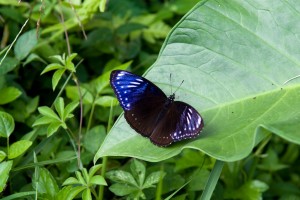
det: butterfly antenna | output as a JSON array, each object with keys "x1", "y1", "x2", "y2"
[
  {"x1": 173, "y1": 80, "x2": 184, "y2": 94},
  {"x1": 170, "y1": 73, "x2": 172, "y2": 94}
]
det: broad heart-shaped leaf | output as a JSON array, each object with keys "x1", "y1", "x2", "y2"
[{"x1": 95, "y1": 0, "x2": 300, "y2": 163}]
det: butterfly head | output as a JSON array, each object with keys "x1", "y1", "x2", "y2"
[{"x1": 169, "y1": 93, "x2": 175, "y2": 102}]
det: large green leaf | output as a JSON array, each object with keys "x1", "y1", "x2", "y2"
[{"x1": 95, "y1": 0, "x2": 300, "y2": 163}]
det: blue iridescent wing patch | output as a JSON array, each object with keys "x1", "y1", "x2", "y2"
[{"x1": 110, "y1": 70, "x2": 204, "y2": 146}]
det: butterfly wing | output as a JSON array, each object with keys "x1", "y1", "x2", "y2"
[
  {"x1": 150, "y1": 101, "x2": 204, "y2": 146},
  {"x1": 110, "y1": 70, "x2": 168, "y2": 137}
]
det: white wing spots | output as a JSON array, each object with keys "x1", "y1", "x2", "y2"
[
  {"x1": 197, "y1": 117, "x2": 201, "y2": 127},
  {"x1": 136, "y1": 78, "x2": 143, "y2": 82},
  {"x1": 126, "y1": 103, "x2": 130, "y2": 108},
  {"x1": 127, "y1": 85, "x2": 137, "y2": 88},
  {"x1": 130, "y1": 81, "x2": 141, "y2": 85}
]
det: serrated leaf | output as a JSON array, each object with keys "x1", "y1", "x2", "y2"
[
  {"x1": 8, "y1": 140, "x2": 32, "y2": 159},
  {"x1": 0, "y1": 111, "x2": 14, "y2": 138},
  {"x1": 0, "y1": 87, "x2": 22, "y2": 105},
  {"x1": 90, "y1": 175, "x2": 107, "y2": 186},
  {"x1": 14, "y1": 29, "x2": 37, "y2": 60},
  {"x1": 95, "y1": 0, "x2": 300, "y2": 163},
  {"x1": 52, "y1": 69, "x2": 65, "y2": 90},
  {"x1": 0, "y1": 161, "x2": 13, "y2": 193},
  {"x1": 41, "y1": 63, "x2": 64, "y2": 75}
]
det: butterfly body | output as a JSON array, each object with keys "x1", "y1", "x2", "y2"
[{"x1": 110, "y1": 70, "x2": 203, "y2": 146}]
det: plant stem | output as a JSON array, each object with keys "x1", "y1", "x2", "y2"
[
  {"x1": 98, "y1": 100, "x2": 114, "y2": 200},
  {"x1": 200, "y1": 160, "x2": 224, "y2": 200}
]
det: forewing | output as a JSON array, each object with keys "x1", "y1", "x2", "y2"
[
  {"x1": 110, "y1": 70, "x2": 168, "y2": 137},
  {"x1": 150, "y1": 101, "x2": 204, "y2": 146}
]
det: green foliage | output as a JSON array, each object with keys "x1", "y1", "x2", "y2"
[
  {"x1": 33, "y1": 97, "x2": 79, "y2": 137},
  {"x1": 62, "y1": 164, "x2": 107, "y2": 200},
  {"x1": 41, "y1": 53, "x2": 77, "y2": 90},
  {"x1": 106, "y1": 159, "x2": 165, "y2": 199},
  {"x1": 95, "y1": 0, "x2": 300, "y2": 164},
  {"x1": 0, "y1": 0, "x2": 300, "y2": 199}
]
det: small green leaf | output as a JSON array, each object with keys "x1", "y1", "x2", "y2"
[
  {"x1": 14, "y1": 29, "x2": 37, "y2": 60},
  {"x1": 82, "y1": 168, "x2": 89, "y2": 184},
  {"x1": 66, "y1": 86, "x2": 94, "y2": 104},
  {"x1": 225, "y1": 180, "x2": 269, "y2": 200},
  {"x1": 94, "y1": 96, "x2": 119, "y2": 107},
  {"x1": 41, "y1": 63, "x2": 64, "y2": 75},
  {"x1": 64, "y1": 101, "x2": 79, "y2": 120},
  {"x1": 62, "y1": 177, "x2": 81, "y2": 186},
  {"x1": 52, "y1": 69, "x2": 65, "y2": 90},
  {"x1": 0, "y1": 160, "x2": 13, "y2": 193},
  {"x1": 0, "y1": 111, "x2": 15, "y2": 138},
  {"x1": 54, "y1": 97, "x2": 65, "y2": 119},
  {"x1": 90, "y1": 175, "x2": 107, "y2": 186},
  {"x1": 0, "y1": 87, "x2": 22, "y2": 105},
  {"x1": 47, "y1": 121, "x2": 62, "y2": 137},
  {"x1": 75, "y1": 171, "x2": 86, "y2": 185},
  {"x1": 26, "y1": 96, "x2": 39, "y2": 114},
  {"x1": 0, "y1": 56, "x2": 19, "y2": 76},
  {"x1": 143, "y1": 171, "x2": 164, "y2": 189},
  {"x1": 56, "y1": 186, "x2": 86, "y2": 200},
  {"x1": 131, "y1": 159, "x2": 146, "y2": 187},
  {"x1": 82, "y1": 188, "x2": 92, "y2": 200},
  {"x1": 33, "y1": 168, "x2": 59, "y2": 199},
  {"x1": 23, "y1": 53, "x2": 46, "y2": 66},
  {"x1": 49, "y1": 54, "x2": 64, "y2": 65},
  {"x1": 109, "y1": 183, "x2": 138, "y2": 196},
  {"x1": 106, "y1": 170, "x2": 138, "y2": 187},
  {"x1": 99, "y1": 0, "x2": 107, "y2": 12},
  {"x1": 8, "y1": 140, "x2": 32, "y2": 159},
  {"x1": 65, "y1": 53, "x2": 77, "y2": 72},
  {"x1": 0, "y1": 151, "x2": 6, "y2": 162},
  {"x1": 32, "y1": 116, "x2": 56, "y2": 127},
  {"x1": 89, "y1": 164, "x2": 102, "y2": 178},
  {"x1": 38, "y1": 106, "x2": 60, "y2": 120},
  {"x1": 83, "y1": 126, "x2": 106, "y2": 154}
]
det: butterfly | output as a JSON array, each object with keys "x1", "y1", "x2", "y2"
[{"x1": 110, "y1": 70, "x2": 204, "y2": 146}]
